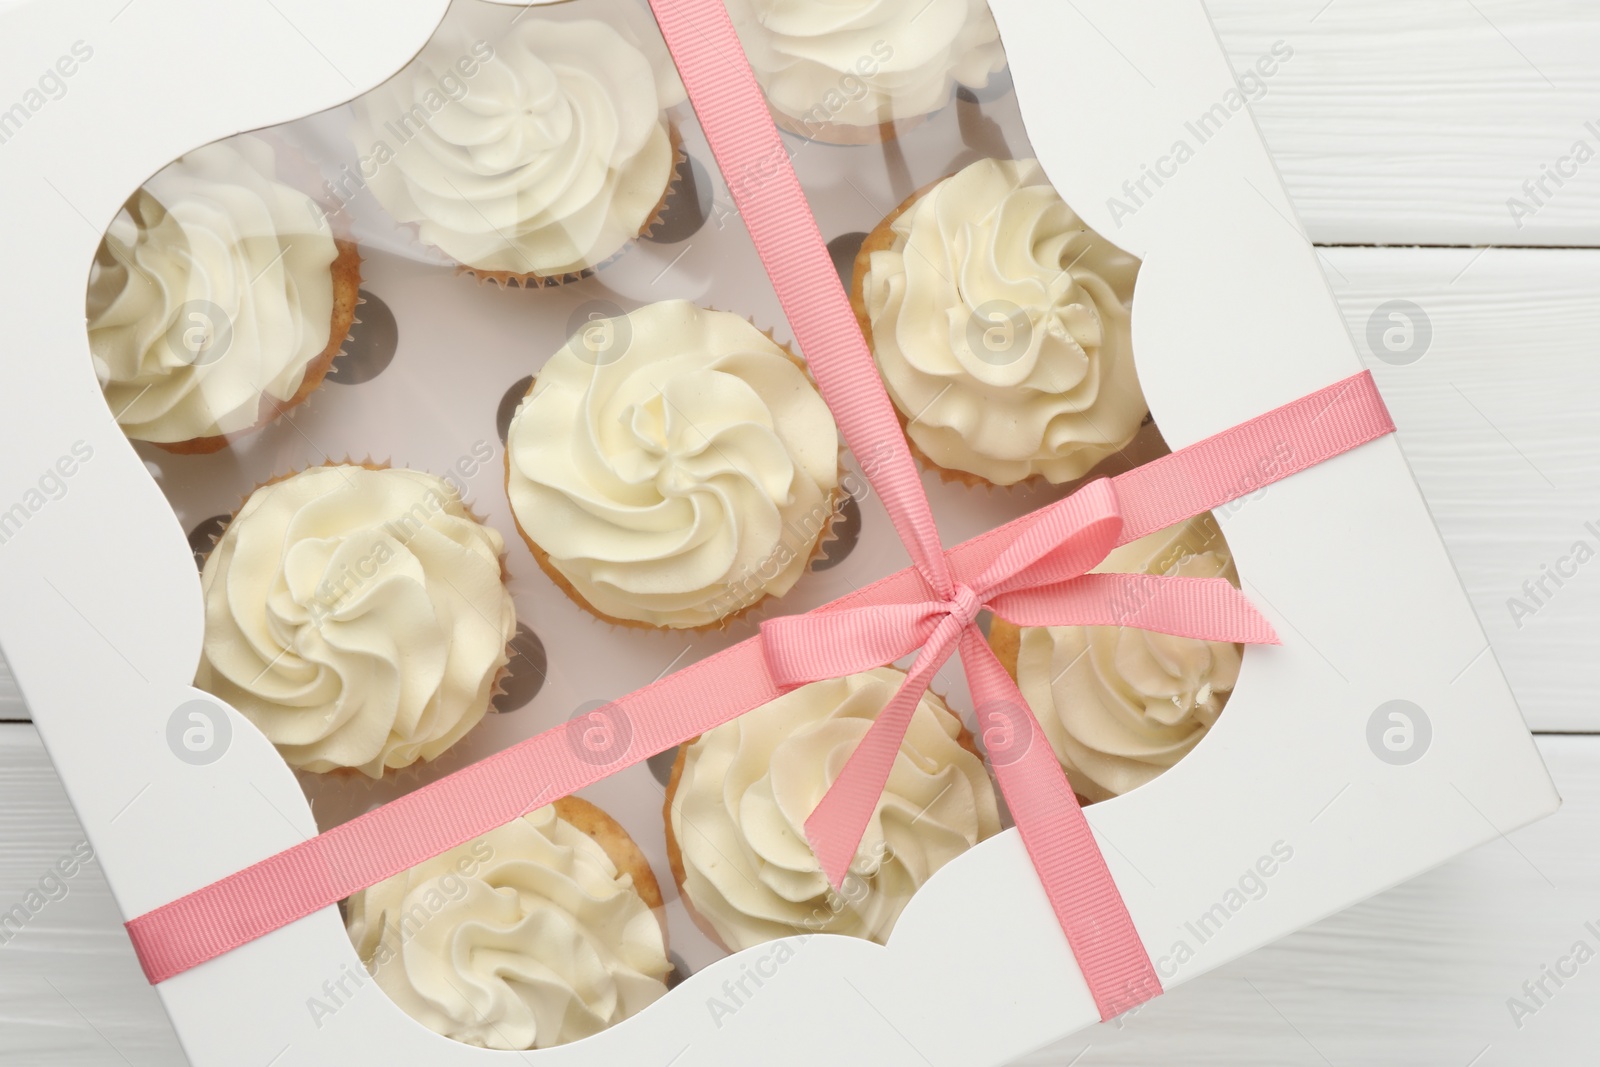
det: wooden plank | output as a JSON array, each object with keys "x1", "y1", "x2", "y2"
[
  {"x1": 1324, "y1": 245, "x2": 1600, "y2": 733},
  {"x1": 0, "y1": 724, "x2": 1595, "y2": 1065},
  {"x1": 1208, "y1": 0, "x2": 1600, "y2": 246},
  {"x1": 0, "y1": 724, "x2": 183, "y2": 1065}
]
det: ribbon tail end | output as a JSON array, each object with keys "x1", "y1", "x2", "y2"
[
  {"x1": 1236, "y1": 596, "x2": 1280, "y2": 647},
  {"x1": 803, "y1": 810, "x2": 857, "y2": 893}
]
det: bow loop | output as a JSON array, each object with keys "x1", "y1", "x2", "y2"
[{"x1": 976, "y1": 478, "x2": 1124, "y2": 599}]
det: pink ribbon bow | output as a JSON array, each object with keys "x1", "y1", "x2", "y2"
[
  {"x1": 760, "y1": 478, "x2": 1278, "y2": 889},
  {"x1": 648, "y1": 0, "x2": 1321, "y2": 1017}
]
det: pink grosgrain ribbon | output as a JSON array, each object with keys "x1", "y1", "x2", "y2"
[
  {"x1": 760, "y1": 478, "x2": 1277, "y2": 1020},
  {"x1": 645, "y1": 0, "x2": 1244, "y2": 1016},
  {"x1": 761, "y1": 478, "x2": 1277, "y2": 890}
]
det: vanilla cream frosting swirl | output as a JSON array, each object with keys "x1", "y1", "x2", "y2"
[
  {"x1": 196, "y1": 465, "x2": 516, "y2": 777},
  {"x1": 724, "y1": 0, "x2": 1006, "y2": 128},
  {"x1": 1013, "y1": 515, "x2": 1242, "y2": 801},
  {"x1": 351, "y1": 16, "x2": 679, "y2": 276},
  {"x1": 863, "y1": 157, "x2": 1146, "y2": 485},
  {"x1": 506, "y1": 301, "x2": 840, "y2": 629},
  {"x1": 347, "y1": 806, "x2": 670, "y2": 1050},
  {"x1": 86, "y1": 138, "x2": 339, "y2": 444},
  {"x1": 671, "y1": 667, "x2": 1000, "y2": 950}
]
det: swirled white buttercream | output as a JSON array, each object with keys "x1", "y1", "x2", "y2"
[
  {"x1": 506, "y1": 300, "x2": 840, "y2": 629},
  {"x1": 347, "y1": 805, "x2": 670, "y2": 1050},
  {"x1": 86, "y1": 137, "x2": 339, "y2": 445},
  {"x1": 1013, "y1": 515, "x2": 1242, "y2": 801},
  {"x1": 351, "y1": 16, "x2": 680, "y2": 276},
  {"x1": 670, "y1": 667, "x2": 1000, "y2": 950},
  {"x1": 723, "y1": 0, "x2": 1006, "y2": 129},
  {"x1": 862, "y1": 157, "x2": 1147, "y2": 485},
  {"x1": 196, "y1": 465, "x2": 516, "y2": 777}
]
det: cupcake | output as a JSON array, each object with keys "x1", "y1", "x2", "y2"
[
  {"x1": 349, "y1": 14, "x2": 683, "y2": 286},
  {"x1": 194, "y1": 464, "x2": 517, "y2": 778},
  {"x1": 86, "y1": 137, "x2": 360, "y2": 454},
  {"x1": 505, "y1": 300, "x2": 841, "y2": 630},
  {"x1": 988, "y1": 514, "x2": 1243, "y2": 802},
  {"x1": 347, "y1": 797, "x2": 671, "y2": 1050},
  {"x1": 664, "y1": 667, "x2": 1000, "y2": 951},
  {"x1": 852, "y1": 157, "x2": 1147, "y2": 487},
  {"x1": 723, "y1": 0, "x2": 1007, "y2": 143}
]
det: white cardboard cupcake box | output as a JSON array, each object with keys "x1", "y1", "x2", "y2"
[{"x1": 0, "y1": 0, "x2": 1559, "y2": 1064}]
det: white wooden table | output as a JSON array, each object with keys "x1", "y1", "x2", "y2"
[{"x1": 5, "y1": 2, "x2": 1599, "y2": 1063}]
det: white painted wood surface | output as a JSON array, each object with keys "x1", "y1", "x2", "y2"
[
  {"x1": 1209, "y1": 0, "x2": 1600, "y2": 246},
  {"x1": 0, "y1": 726, "x2": 179, "y2": 1066},
  {"x1": 1327, "y1": 245, "x2": 1600, "y2": 733},
  {"x1": 5, "y1": 3, "x2": 1600, "y2": 1064}
]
